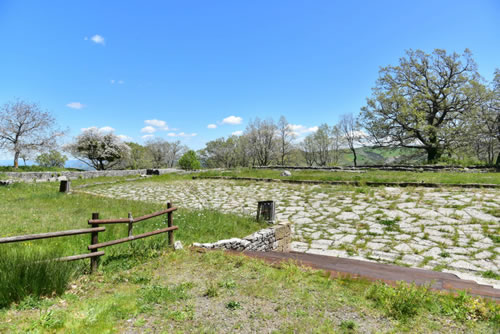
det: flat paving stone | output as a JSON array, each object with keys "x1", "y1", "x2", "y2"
[{"x1": 84, "y1": 179, "x2": 500, "y2": 284}]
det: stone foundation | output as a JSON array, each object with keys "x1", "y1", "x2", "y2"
[{"x1": 193, "y1": 222, "x2": 292, "y2": 252}]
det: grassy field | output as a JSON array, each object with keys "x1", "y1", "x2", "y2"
[
  {"x1": 197, "y1": 168, "x2": 500, "y2": 185},
  {"x1": 0, "y1": 177, "x2": 499, "y2": 332},
  {"x1": 0, "y1": 181, "x2": 267, "y2": 307},
  {"x1": 0, "y1": 250, "x2": 498, "y2": 333}
]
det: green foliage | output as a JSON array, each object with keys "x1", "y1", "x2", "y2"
[
  {"x1": 35, "y1": 150, "x2": 68, "y2": 168},
  {"x1": 139, "y1": 282, "x2": 192, "y2": 305},
  {"x1": 366, "y1": 281, "x2": 500, "y2": 324},
  {"x1": 178, "y1": 150, "x2": 201, "y2": 170},
  {"x1": 482, "y1": 270, "x2": 500, "y2": 280},
  {"x1": 226, "y1": 300, "x2": 241, "y2": 310},
  {"x1": 366, "y1": 282, "x2": 433, "y2": 319},
  {"x1": 0, "y1": 246, "x2": 75, "y2": 309}
]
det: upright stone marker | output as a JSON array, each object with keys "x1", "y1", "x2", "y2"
[
  {"x1": 59, "y1": 180, "x2": 70, "y2": 193},
  {"x1": 257, "y1": 200, "x2": 276, "y2": 224}
]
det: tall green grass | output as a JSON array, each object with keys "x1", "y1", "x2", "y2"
[{"x1": 0, "y1": 245, "x2": 75, "y2": 308}]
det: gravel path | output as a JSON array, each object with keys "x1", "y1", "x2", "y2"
[{"x1": 83, "y1": 180, "x2": 500, "y2": 286}]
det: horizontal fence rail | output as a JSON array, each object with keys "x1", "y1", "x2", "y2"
[
  {"x1": 88, "y1": 226, "x2": 178, "y2": 250},
  {"x1": 0, "y1": 203, "x2": 179, "y2": 273},
  {"x1": 0, "y1": 227, "x2": 106, "y2": 244},
  {"x1": 87, "y1": 207, "x2": 177, "y2": 225}
]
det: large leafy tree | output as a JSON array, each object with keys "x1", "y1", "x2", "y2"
[
  {"x1": 0, "y1": 100, "x2": 64, "y2": 168},
  {"x1": 360, "y1": 49, "x2": 481, "y2": 163},
  {"x1": 64, "y1": 128, "x2": 130, "y2": 170}
]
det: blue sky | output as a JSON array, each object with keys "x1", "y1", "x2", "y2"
[{"x1": 0, "y1": 0, "x2": 499, "y2": 158}]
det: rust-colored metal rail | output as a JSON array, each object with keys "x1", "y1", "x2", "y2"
[
  {"x1": 88, "y1": 226, "x2": 178, "y2": 250},
  {"x1": 87, "y1": 207, "x2": 177, "y2": 225},
  {"x1": 0, "y1": 227, "x2": 106, "y2": 244}
]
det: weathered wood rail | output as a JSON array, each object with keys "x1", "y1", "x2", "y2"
[
  {"x1": 87, "y1": 202, "x2": 178, "y2": 272},
  {"x1": 0, "y1": 203, "x2": 179, "y2": 272}
]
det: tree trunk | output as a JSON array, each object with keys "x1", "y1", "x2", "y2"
[
  {"x1": 13, "y1": 151, "x2": 20, "y2": 169},
  {"x1": 351, "y1": 148, "x2": 357, "y2": 167},
  {"x1": 426, "y1": 146, "x2": 441, "y2": 163},
  {"x1": 495, "y1": 151, "x2": 500, "y2": 169}
]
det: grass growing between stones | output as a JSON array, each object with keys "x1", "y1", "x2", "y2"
[{"x1": 0, "y1": 250, "x2": 498, "y2": 333}]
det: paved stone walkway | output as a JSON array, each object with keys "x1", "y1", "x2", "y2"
[{"x1": 84, "y1": 180, "x2": 500, "y2": 286}]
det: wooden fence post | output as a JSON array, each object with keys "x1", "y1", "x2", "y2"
[
  {"x1": 90, "y1": 212, "x2": 99, "y2": 273},
  {"x1": 128, "y1": 212, "x2": 133, "y2": 237},
  {"x1": 167, "y1": 202, "x2": 174, "y2": 247}
]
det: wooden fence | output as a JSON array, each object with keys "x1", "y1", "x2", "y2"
[{"x1": 0, "y1": 202, "x2": 178, "y2": 273}]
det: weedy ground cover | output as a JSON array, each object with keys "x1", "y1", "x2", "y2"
[{"x1": 0, "y1": 250, "x2": 498, "y2": 333}]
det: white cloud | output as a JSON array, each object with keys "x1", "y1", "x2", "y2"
[
  {"x1": 80, "y1": 126, "x2": 115, "y2": 133},
  {"x1": 117, "y1": 134, "x2": 132, "y2": 141},
  {"x1": 145, "y1": 119, "x2": 167, "y2": 128},
  {"x1": 141, "y1": 126, "x2": 156, "y2": 134},
  {"x1": 167, "y1": 132, "x2": 197, "y2": 137},
  {"x1": 118, "y1": 80, "x2": 124, "y2": 84},
  {"x1": 232, "y1": 130, "x2": 243, "y2": 136},
  {"x1": 141, "y1": 134, "x2": 154, "y2": 140},
  {"x1": 110, "y1": 79, "x2": 115, "y2": 84},
  {"x1": 287, "y1": 124, "x2": 318, "y2": 137},
  {"x1": 207, "y1": 124, "x2": 217, "y2": 129},
  {"x1": 90, "y1": 34, "x2": 105, "y2": 45},
  {"x1": 222, "y1": 116, "x2": 242, "y2": 125},
  {"x1": 99, "y1": 126, "x2": 115, "y2": 133},
  {"x1": 66, "y1": 102, "x2": 84, "y2": 110}
]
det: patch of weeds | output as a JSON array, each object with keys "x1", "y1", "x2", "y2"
[
  {"x1": 481, "y1": 270, "x2": 500, "y2": 280},
  {"x1": 419, "y1": 256, "x2": 433, "y2": 267},
  {"x1": 485, "y1": 207, "x2": 500, "y2": 218},
  {"x1": 422, "y1": 232, "x2": 429, "y2": 240},
  {"x1": 366, "y1": 282, "x2": 432, "y2": 320},
  {"x1": 487, "y1": 233, "x2": 500, "y2": 244},
  {"x1": 378, "y1": 219, "x2": 401, "y2": 232},
  {"x1": 439, "y1": 252, "x2": 450, "y2": 258},
  {"x1": 139, "y1": 282, "x2": 193, "y2": 306},
  {"x1": 226, "y1": 300, "x2": 241, "y2": 311},
  {"x1": 218, "y1": 279, "x2": 237, "y2": 289},
  {"x1": 204, "y1": 283, "x2": 219, "y2": 298},
  {"x1": 31, "y1": 309, "x2": 65, "y2": 330},
  {"x1": 167, "y1": 305, "x2": 195, "y2": 321},
  {"x1": 433, "y1": 264, "x2": 448, "y2": 272},
  {"x1": 339, "y1": 319, "x2": 357, "y2": 332}
]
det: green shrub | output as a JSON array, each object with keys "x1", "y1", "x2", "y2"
[
  {"x1": 0, "y1": 246, "x2": 75, "y2": 309},
  {"x1": 178, "y1": 150, "x2": 201, "y2": 170},
  {"x1": 366, "y1": 282, "x2": 431, "y2": 319},
  {"x1": 35, "y1": 150, "x2": 68, "y2": 168}
]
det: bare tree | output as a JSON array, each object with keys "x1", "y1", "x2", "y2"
[
  {"x1": 0, "y1": 100, "x2": 64, "y2": 168},
  {"x1": 166, "y1": 140, "x2": 187, "y2": 167},
  {"x1": 301, "y1": 135, "x2": 316, "y2": 166},
  {"x1": 277, "y1": 116, "x2": 296, "y2": 165},
  {"x1": 245, "y1": 118, "x2": 277, "y2": 166},
  {"x1": 145, "y1": 138, "x2": 186, "y2": 168},
  {"x1": 64, "y1": 128, "x2": 130, "y2": 170},
  {"x1": 339, "y1": 114, "x2": 361, "y2": 167},
  {"x1": 330, "y1": 124, "x2": 344, "y2": 165}
]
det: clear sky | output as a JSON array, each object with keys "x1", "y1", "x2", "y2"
[{"x1": 0, "y1": 0, "x2": 499, "y2": 158}]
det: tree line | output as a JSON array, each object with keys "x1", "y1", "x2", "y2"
[{"x1": 1, "y1": 48, "x2": 498, "y2": 169}]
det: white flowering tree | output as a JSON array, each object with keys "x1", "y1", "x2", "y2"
[{"x1": 64, "y1": 128, "x2": 130, "y2": 170}]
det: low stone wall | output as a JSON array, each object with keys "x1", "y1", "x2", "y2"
[
  {"x1": 193, "y1": 222, "x2": 292, "y2": 252},
  {"x1": 3, "y1": 168, "x2": 183, "y2": 182}
]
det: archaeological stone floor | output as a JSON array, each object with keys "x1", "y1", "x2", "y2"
[{"x1": 83, "y1": 179, "x2": 500, "y2": 286}]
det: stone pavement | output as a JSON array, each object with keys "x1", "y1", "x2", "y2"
[{"x1": 83, "y1": 179, "x2": 500, "y2": 286}]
